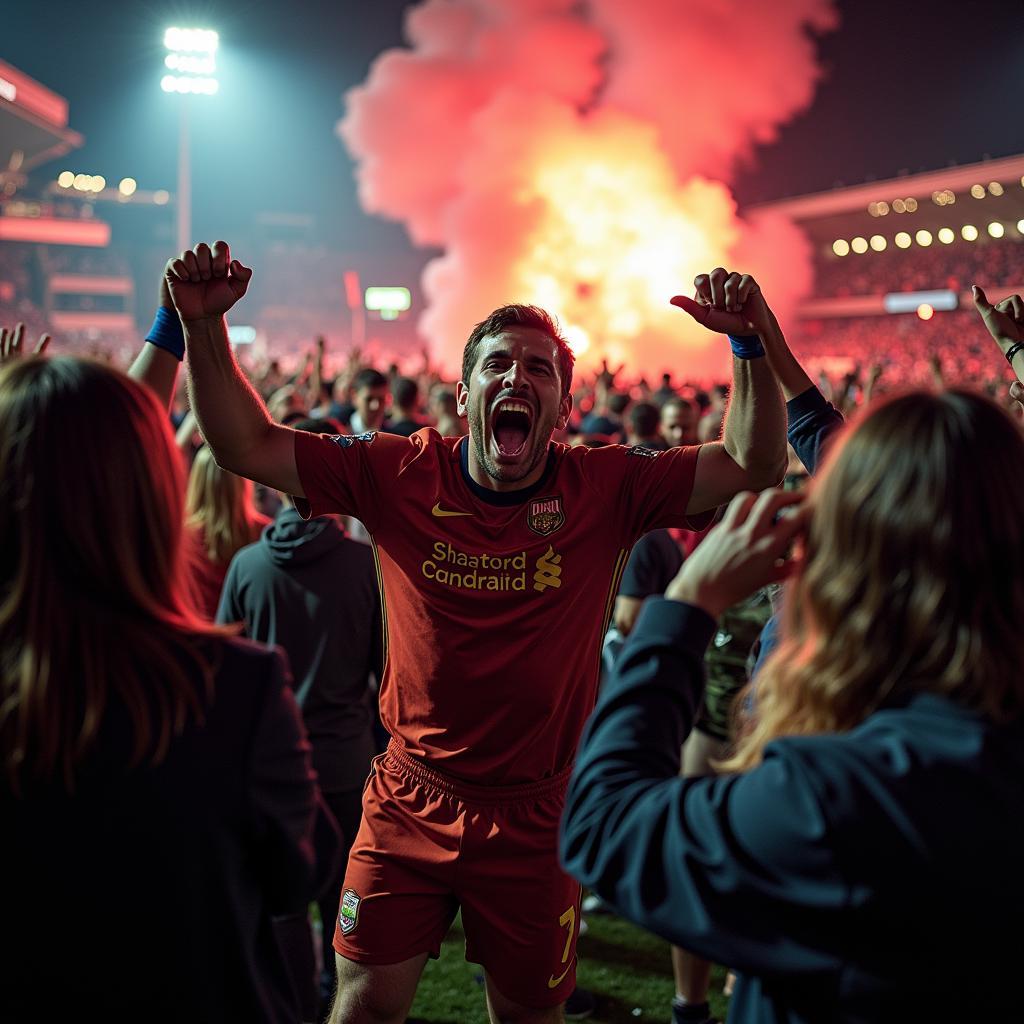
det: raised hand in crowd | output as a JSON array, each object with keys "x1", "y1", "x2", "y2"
[
  {"x1": 0, "y1": 322, "x2": 50, "y2": 363},
  {"x1": 671, "y1": 268, "x2": 772, "y2": 336},
  {"x1": 165, "y1": 240, "x2": 254, "y2": 323},
  {"x1": 973, "y1": 284, "x2": 1024, "y2": 379},
  {"x1": 665, "y1": 488, "x2": 806, "y2": 620}
]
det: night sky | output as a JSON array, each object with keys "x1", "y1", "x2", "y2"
[{"x1": 5, "y1": 0, "x2": 1024, "y2": 254}]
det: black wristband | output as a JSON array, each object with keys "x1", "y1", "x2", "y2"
[{"x1": 1005, "y1": 341, "x2": 1024, "y2": 365}]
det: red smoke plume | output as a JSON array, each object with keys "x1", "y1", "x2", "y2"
[{"x1": 340, "y1": 0, "x2": 836, "y2": 379}]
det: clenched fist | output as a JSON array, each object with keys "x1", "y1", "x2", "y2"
[
  {"x1": 165, "y1": 240, "x2": 252, "y2": 323},
  {"x1": 670, "y1": 268, "x2": 771, "y2": 336}
]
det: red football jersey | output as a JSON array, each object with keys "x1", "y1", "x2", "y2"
[{"x1": 295, "y1": 428, "x2": 707, "y2": 785}]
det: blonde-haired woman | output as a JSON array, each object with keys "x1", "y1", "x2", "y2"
[
  {"x1": 1, "y1": 354, "x2": 334, "y2": 1022},
  {"x1": 563, "y1": 389, "x2": 1024, "y2": 1023},
  {"x1": 186, "y1": 442, "x2": 270, "y2": 618}
]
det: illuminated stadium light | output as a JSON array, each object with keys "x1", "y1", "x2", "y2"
[
  {"x1": 884, "y1": 290, "x2": 957, "y2": 314},
  {"x1": 961, "y1": 224, "x2": 979, "y2": 241},
  {"x1": 970, "y1": 184, "x2": 986, "y2": 199},
  {"x1": 876, "y1": 200, "x2": 890, "y2": 215},
  {"x1": 73, "y1": 173, "x2": 90, "y2": 191},
  {"x1": 153, "y1": 189, "x2": 170, "y2": 205},
  {"x1": 227, "y1": 325, "x2": 257, "y2": 345},
  {"x1": 894, "y1": 231, "x2": 912, "y2": 249},
  {"x1": 905, "y1": 197, "x2": 918, "y2": 212},
  {"x1": 937, "y1": 227, "x2": 955, "y2": 244},
  {"x1": 90, "y1": 175, "x2": 106, "y2": 193},
  {"x1": 988, "y1": 181, "x2": 1004, "y2": 196},
  {"x1": 164, "y1": 28, "x2": 218, "y2": 53},
  {"x1": 161, "y1": 75, "x2": 219, "y2": 94},
  {"x1": 988, "y1": 221, "x2": 1005, "y2": 238},
  {"x1": 931, "y1": 190, "x2": 955, "y2": 207},
  {"x1": 118, "y1": 177, "x2": 137, "y2": 197},
  {"x1": 851, "y1": 236, "x2": 868, "y2": 254},
  {"x1": 892, "y1": 198, "x2": 906, "y2": 213},
  {"x1": 870, "y1": 234, "x2": 887, "y2": 251},
  {"x1": 364, "y1": 286, "x2": 412, "y2": 313},
  {"x1": 164, "y1": 54, "x2": 216, "y2": 75},
  {"x1": 917, "y1": 304, "x2": 934, "y2": 321},
  {"x1": 867, "y1": 202, "x2": 878, "y2": 217},
  {"x1": 832, "y1": 239, "x2": 850, "y2": 256},
  {"x1": 1018, "y1": 219, "x2": 1024, "y2": 234},
  {"x1": 915, "y1": 229, "x2": 932, "y2": 247},
  {"x1": 57, "y1": 170, "x2": 74, "y2": 188}
]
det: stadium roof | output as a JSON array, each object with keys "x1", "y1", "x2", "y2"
[
  {"x1": 752, "y1": 153, "x2": 1024, "y2": 240},
  {"x1": 0, "y1": 60, "x2": 82, "y2": 179}
]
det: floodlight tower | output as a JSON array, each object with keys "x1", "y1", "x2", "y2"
[{"x1": 161, "y1": 28, "x2": 219, "y2": 253}]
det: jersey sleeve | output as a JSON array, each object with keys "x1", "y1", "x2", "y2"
[
  {"x1": 580, "y1": 443, "x2": 714, "y2": 540},
  {"x1": 291, "y1": 428, "x2": 415, "y2": 532}
]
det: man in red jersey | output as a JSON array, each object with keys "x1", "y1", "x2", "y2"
[{"x1": 170, "y1": 241, "x2": 788, "y2": 1024}]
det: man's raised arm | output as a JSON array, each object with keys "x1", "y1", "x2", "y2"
[
  {"x1": 167, "y1": 241, "x2": 304, "y2": 497},
  {"x1": 672, "y1": 269, "x2": 788, "y2": 513}
]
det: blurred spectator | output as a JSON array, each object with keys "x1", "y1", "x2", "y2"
[
  {"x1": 185, "y1": 444, "x2": 272, "y2": 619},
  {"x1": 661, "y1": 397, "x2": 700, "y2": 448},
  {"x1": 388, "y1": 376, "x2": 427, "y2": 436}
]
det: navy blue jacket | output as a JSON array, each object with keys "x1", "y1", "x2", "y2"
[{"x1": 561, "y1": 599, "x2": 1024, "y2": 1023}]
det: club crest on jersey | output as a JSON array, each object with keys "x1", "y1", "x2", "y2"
[
  {"x1": 627, "y1": 445, "x2": 660, "y2": 458},
  {"x1": 332, "y1": 431, "x2": 376, "y2": 449},
  {"x1": 339, "y1": 889, "x2": 360, "y2": 934},
  {"x1": 527, "y1": 495, "x2": 565, "y2": 537}
]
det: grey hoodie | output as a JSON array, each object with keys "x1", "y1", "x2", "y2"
[{"x1": 217, "y1": 507, "x2": 382, "y2": 793}]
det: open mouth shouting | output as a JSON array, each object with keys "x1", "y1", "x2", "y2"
[{"x1": 490, "y1": 397, "x2": 534, "y2": 461}]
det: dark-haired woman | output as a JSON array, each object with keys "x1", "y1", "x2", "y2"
[{"x1": 1, "y1": 354, "x2": 336, "y2": 1022}]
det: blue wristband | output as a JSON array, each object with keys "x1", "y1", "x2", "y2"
[
  {"x1": 145, "y1": 306, "x2": 186, "y2": 362},
  {"x1": 728, "y1": 334, "x2": 765, "y2": 359}
]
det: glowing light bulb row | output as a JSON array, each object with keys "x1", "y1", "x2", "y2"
[{"x1": 832, "y1": 221, "x2": 1019, "y2": 255}]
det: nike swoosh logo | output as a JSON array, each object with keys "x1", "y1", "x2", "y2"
[
  {"x1": 431, "y1": 502, "x2": 474, "y2": 518},
  {"x1": 548, "y1": 963, "x2": 573, "y2": 989}
]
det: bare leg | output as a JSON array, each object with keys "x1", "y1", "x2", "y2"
[
  {"x1": 484, "y1": 971, "x2": 564, "y2": 1024},
  {"x1": 328, "y1": 951, "x2": 429, "y2": 1024}
]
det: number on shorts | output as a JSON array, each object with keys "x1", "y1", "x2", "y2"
[{"x1": 558, "y1": 905, "x2": 575, "y2": 966}]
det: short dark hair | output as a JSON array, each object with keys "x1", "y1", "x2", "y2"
[
  {"x1": 607, "y1": 391, "x2": 630, "y2": 416},
  {"x1": 290, "y1": 416, "x2": 334, "y2": 434},
  {"x1": 392, "y1": 376, "x2": 419, "y2": 411},
  {"x1": 629, "y1": 401, "x2": 660, "y2": 437},
  {"x1": 354, "y1": 368, "x2": 387, "y2": 393},
  {"x1": 662, "y1": 396, "x2": 697, "y2": 416},
  {"x1": 461, "y1": 304, "x2": 575, "y2": 398}
]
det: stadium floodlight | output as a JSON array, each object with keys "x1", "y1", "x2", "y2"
[
  {"x1": 118, "y1": 178, "x2": 137, "y2": 197},
  {"x1": 365, "y1": 287, "x2": 412, "y2": 316},
  {"x1": 988, "y1": 221, "x2": 1005, "y2": 238},
  {"x1": 961, "y1": 224, "x2": 979, "y2": 241},
  {"x1": 870, "y1": 234, "x2": 887, "y2": 251},
  {"x1": 937, "y1": 228, "x2": 955, "y2": 245},
  {"x1": 915, "y1": 229, "x2": 933, "y2": 247},
  {"x1": 894, "y1": 231, "x2": 912, "y2": 249},
  {"x1": 162, "y1": 28, "x2": 220, "y2": 252},
  {"x1": 831, "y1": 239, "x2": 850, "y2": 257},
  {"x1": 164, "y1": 27, "x2": 218, "y2": 53},
  {"x1": 850, "y1": 236, "x2": 868, "y2": 254},
  {"x1": 57, "y1": 171, "x2": 74, "y2": 188}
]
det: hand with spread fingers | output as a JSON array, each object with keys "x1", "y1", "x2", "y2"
[
  {"x1": 0, "y1": 322, "x2": 52, "y2": 364},
  {"x1": 670, "y1": 268, "x2": 772, "y2": 337},
  {"x1": 973, "y1": 284, "x2": 1024, "y2": 366},
  {"x1": 165, "y1": 240, "x2": 253, "y2": 324},
  {"x1": 666, "y1": 488, "x2": 806, "y2": 619}
]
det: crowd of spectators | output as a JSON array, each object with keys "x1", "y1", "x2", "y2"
[{"x1": 814, "y1": 234, "x2": 1024, "y2": 298}]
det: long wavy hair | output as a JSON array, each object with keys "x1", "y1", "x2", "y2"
[
  {"x1": 726, "y1": 389, "x2": 1024, "y2": 771},
  {"x1": 185, "y1": 443, "x2": 264, "y2": 565},
  {"x1": 0, "y1": 356, "x2": 225, "y2": 792}
]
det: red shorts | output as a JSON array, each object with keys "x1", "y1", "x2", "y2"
[{"x1": 333, "y1": 740, "x2": 581, "y2": 1009}]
